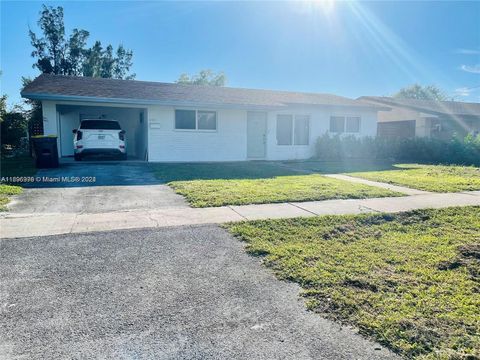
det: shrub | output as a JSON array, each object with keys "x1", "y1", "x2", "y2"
[
  {"x1": 1, "y1": 111, "x2": 28, "y2": 151},
  {"x1": 315, "y1": 133, "x2": 480, "y2": 166}
]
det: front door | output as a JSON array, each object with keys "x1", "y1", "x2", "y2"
[{"x1": 247, "y1": 111, "x2": 267, "y2": 158}]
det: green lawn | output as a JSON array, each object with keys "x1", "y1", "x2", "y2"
[
  {"x1": 171, "y1": 175, "x2": 400, "y2": 207},
  {"x1": 226, "y1": 206, "x2": 480, "y2": 359},
  {"x1": 282, "y1": 159, "x2": 397, "y2": 174},
  {"x1": 153, "y1": 161, "x2": 301, "y2": 182},
  {"x1": 0, "y1": 184, "x2": 22, "y2": 211},
  {"x1": 153, "y1": 162, "x2": 400, "y2": 207},
  {"x1": 348, "y1": 164, "x2": 480, "y2": 192}
]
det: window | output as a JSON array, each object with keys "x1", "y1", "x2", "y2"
[
  {"x1": 346, "y1": 116, "x2": 360, "y2": 132},
  {"x1": 276, "y1": 114, "x2": 310, "y2": 145},
  {"x1": 330, "y1": 116, "x2": 345, "y2": 133},
  {"x1": 198, "y1": 111, "x2": 217, "y2": 130},
  {"x1": 294, "y1": 115, "x2": 309, "y2": 145},
  {"x1": 330, "y1": 116, "x2": 361, "y2": 133},
  {"x1": 175, "y1": 110, "x2": 196, "y2": 130},
  {"x1": 175, "y1": 110, "x2": 217, "y2": 130},
  {"x1": 276, "y1": 115, "x2": 293, "y2": 145},
  {"x1": 80, "y1": 120, "x2": 121, "y2": 130}
]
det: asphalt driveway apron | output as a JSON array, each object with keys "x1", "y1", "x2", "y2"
[
  {"x1": 7, "y1": 161, "x2": 188, "y2": 214},
  {"x1": 0, "y1": 225, "x2": 398, "y2": 360}
]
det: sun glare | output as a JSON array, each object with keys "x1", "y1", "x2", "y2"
[{"x1": 312, "y1": 0, "x2": 336, "y2": 15}]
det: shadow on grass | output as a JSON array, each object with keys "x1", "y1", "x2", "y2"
[
  {"x1": 283, "y1": 159, "x2": 398, "y2": 174},
  {"x1": 153, "y1": 159, "x2": 399, "y2": 183}
]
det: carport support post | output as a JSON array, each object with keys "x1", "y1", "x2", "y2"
[{"x1": 41, "y1": 101, "x2": 60, "y2": 157}]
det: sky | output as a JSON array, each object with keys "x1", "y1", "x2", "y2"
[{"x1": 1, "y1": 0, "x2": 480, "y2": 107}]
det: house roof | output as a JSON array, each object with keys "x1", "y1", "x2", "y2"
[
  {"x1": 359, "y1": 96, "x2": 480, "y2": 117},
  {"x1": 22, "y1": 74, "x2": 384, "y2": 110}
]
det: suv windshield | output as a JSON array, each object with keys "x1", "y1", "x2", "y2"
[{"x1": 80, "y1": 120, "x2": 121, "y2": 130}]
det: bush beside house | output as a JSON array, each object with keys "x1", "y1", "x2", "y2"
[{"x1": 315, "y1": 133, "x2": 480, "y2": 166}]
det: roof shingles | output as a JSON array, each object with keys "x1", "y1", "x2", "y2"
[{"x1": 22, "y1": 74, "x2": 378, "y2": 109}]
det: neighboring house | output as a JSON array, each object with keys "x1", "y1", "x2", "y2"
[
  {"x1": 359, "y1": 96, "x2": 480, "y2": 140},
  {"x1": 22, "y1": 74, "x2": 386, "y2": 162}
]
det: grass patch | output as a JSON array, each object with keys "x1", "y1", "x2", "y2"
[
  {"x1": 0, "y1": 184, "x2": 22, "y2": 211},
  {"x1": 169, "y1": 174, "x2": 400, "y2": 207},
  {"x1": 154, "y1": 162, "x2": 400, "y2": 207},
  {"x1": 226, "y1": 206, "x2": 480, "y2": 359},
  {"x1": 348, "y1": 164, "x2": 480, "y2": 192},
  {"x1": 1, "y1": 156, "x2": 37, "y2": 178},
  {"x1": 153, "y1": 161, "x2": 300, "y2": 182},
  {"x1": 282, "y1": 159, "x2": 397, "y2": 174}
]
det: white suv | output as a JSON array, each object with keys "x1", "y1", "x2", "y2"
[{"x1": 73, "y1": 119, "x2": 126, "y2": 161}]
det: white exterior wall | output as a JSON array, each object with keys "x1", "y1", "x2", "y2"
[
  {"x1": 43, "y1": 99, "x2": 379, "y2": 162},
  {"x1": 41, "y1": 100, "x2": 61, "y2": 154},
  {"x1": 147, "y1": 106, "x2": 247, "y2": 162},
  {"x1": 265, "y1": 107, "x2": 378, "y2": 161},
  {"x1": 147, "y1": 105, "x2": 377, "y2": 162}
]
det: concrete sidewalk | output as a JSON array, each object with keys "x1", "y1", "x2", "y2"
[{"x1": 1, "y1": 191, "x2": 479, "y2": 239}]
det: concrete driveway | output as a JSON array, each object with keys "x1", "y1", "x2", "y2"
[
  {"x1": 7, "y1": 161, "x2": 187, "y2": 214},
  {"x1": 0, "y1": 225, "x2": 398, "y2": 360}
]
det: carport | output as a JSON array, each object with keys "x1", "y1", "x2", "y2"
[{"x1": 56, "y1": 104, "x2": 148, "y2": 160}]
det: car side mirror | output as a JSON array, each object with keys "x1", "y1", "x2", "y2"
[{"x1": 72, "y1": 129, "x2": 77, "y2": 134}]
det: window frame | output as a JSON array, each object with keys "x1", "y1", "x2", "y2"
[
  {"x1": 276, "y1": 113, "x2": 310, "y2": 146},
  {"x1": 174, "y1": 109, "x2": 218, "y2": 132},
  {"x1": 276, "y1": 114, "x2": 294, "y2": 146},
  {"x1": 346, "y1": 116, "x2": 361, "y2": 133},
  {"x1": 329, "y1": 115, "x2": 361, "y2": 134},
  {"x1": 294, "y1": 115, "x2": 310, "y2": 145}
]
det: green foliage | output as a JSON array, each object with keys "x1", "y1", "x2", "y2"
[
  {"x1": 154, "y1": 162, "x2": 399, "y2": 207},
  {"x1": 0, "y1": 91, "x2": 29, "y2": 152},
  {"x1": 315, "y1": 133, "x2": 480, "y2": 166},
  {"x1": 1, "y1": 111, "x2": 28, "y2": 150},
  {"x1": 349, "y1": 164, "x2": 480, "y2": 192},
  {"x1": 176, "y1": 69, "x2": 227, "y2": 86},
  {"x1": 226, "y1": 206, "x2": 480, "y2": 359},
  {"x1": 29, "y1": 5, "x2": 135, "y2": 79},
  {"x1": 393, "y1": 84, "x2": 448, "y2": 101}
]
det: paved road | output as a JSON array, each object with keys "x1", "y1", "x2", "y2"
[
  {"x1": 0, "y1": 225, "x2": 397, "y2": 360},
  {"x1": 8, "y1": 162, "x2": 187, "y2": 213}
]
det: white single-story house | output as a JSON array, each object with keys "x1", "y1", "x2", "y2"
[{"x1": 22, "y1": 74, "x2": 387, "y2": 162}]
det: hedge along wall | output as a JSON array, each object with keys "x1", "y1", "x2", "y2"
[{"x1": 315, "y1": 133, "x2": 480, "y2": 166}]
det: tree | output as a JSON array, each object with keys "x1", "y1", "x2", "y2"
[
  {"x1": 0, "y1": 93, "x2": 28, "y2": 151},
  {"x1": 393, "y1": 84, "x2": 448, "y2": 101},
  {"x1": 176, "y1": 69, "x2": 227, "y2": 86},
  {"x1": 29, "y1": 5, "x2": 135, "y2": 79}
]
